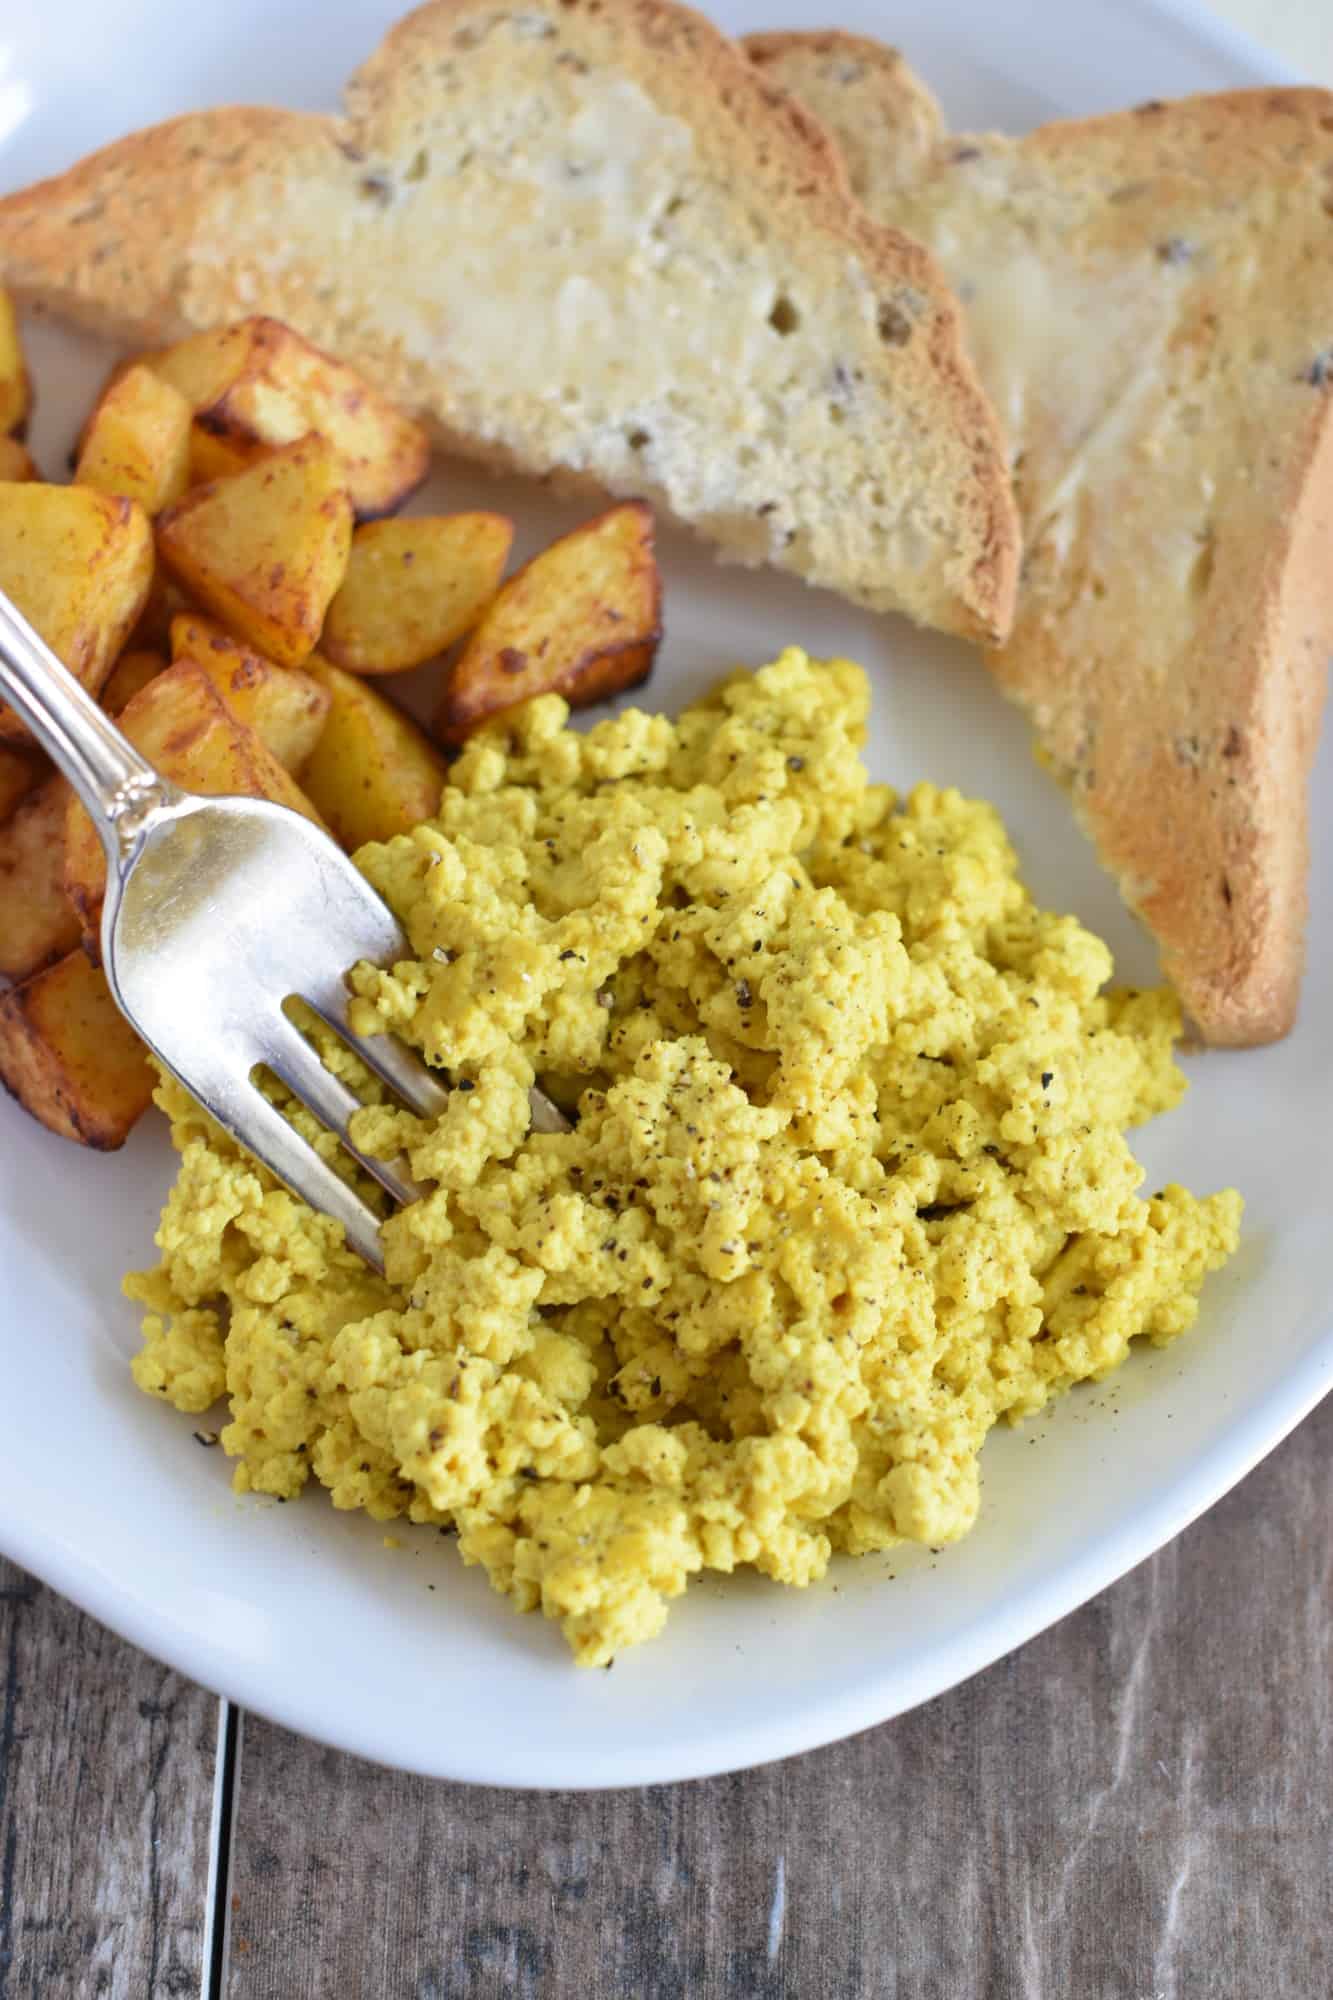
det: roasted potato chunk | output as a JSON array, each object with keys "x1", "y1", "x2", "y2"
[
  {"x1": 0, "y1": 438, "x2": 37, "y2": 482},
  {"x1": 75, "y1": 363, "x2": 191, "y2": 516},
  {"x1": 435, "y1": 502, "x2": 661, "y2": 744},
  {"x1": 321, "y1": 513, "x2": 512, "y2": 674},
  {"x1": 127, "y1": 562, "x2": 197, "y2": 652},
  {"x1": 0, "y1": 777, "x2": 81, "y2": 981},
  {"x1": 170, "y1": 613, "x2": 331, "y2": 771},
  {"x1": 156, "y1": 437, "x2": 352, "y2": 668},
  {"x1": 0, "y1": 950, "x2": 154, "y2": 1149},
  {"x1": 187, "y1": 423, "x2": 262, "y2": 488},
  {"x1": 146, "y1": 317, "x2": 430, "y2": 517},
  {"x1": 0, "y1": 742, "x2": 47, "y2": 824},
  {"x1": 300, "y1": 655, "x2": 447, "y2": 851},
  {"x1": 66, "y1": 659, "x2": 326, "y2": 957},
  {"x1": 100, "y1": 648, "x2": 167, "y2": 714},
  {"x1": 0, "y1": 287, "x2": 29, "y2": 438},
  {"x1": 0, "y1": 484, "x2": 154, "y2": 743}
]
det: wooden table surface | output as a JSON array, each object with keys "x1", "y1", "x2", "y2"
[{"x1": 1, "y1": 1391, "x2": 1327, "y2": 1999}]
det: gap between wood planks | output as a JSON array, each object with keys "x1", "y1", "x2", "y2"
[{"x1": 202, "y1": 1704, "x2": 242, "y2": 2000}]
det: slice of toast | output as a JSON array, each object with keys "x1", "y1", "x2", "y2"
[
  {"x1": 746, "y1": 31, "x2": 945, "y2": 203},
  {"x1": 752, "y1": 34, "x2": 1333, "y2": 1045},
  {"x1": 0, "y1": 0, "x2": 1019, "y2": 645}
]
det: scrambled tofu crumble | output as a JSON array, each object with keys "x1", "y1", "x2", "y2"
[{"x1": 128, "y1": 650, "x2": 1240, "y2": 1664}]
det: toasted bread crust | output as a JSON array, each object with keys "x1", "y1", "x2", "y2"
[
  {"x1": 744, "y1": 30, "x2": 945, "y2": 199},
  {"x1": 755, "y1": 43, "x2": 1333, "y2": 1044},
  {"x1": 0, "y1": 0, "x2": 1019, "y2": 642},
  {"x1": 0, "y1": 109, "x2": 334, "y2": 348}
]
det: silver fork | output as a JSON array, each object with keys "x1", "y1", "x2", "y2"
[{"x1": 0, "y1": 589, "x2": 569, "y2": 1273}]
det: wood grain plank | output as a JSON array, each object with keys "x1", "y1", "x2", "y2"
[
  {"x1": 0, "y1": 1558, "x2": 218, "y2": 2000},
  {"x1": 223, "y1": 1396, "x2": 1332, "y2": 2000}
]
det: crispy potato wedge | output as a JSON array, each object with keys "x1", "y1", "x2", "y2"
[
  {"x1": 0, "y1": 741, "x2": 47, "y2": 823},
  {"x1": 0, "y1": 950, "x2": 154, "y2": 1149},
  {"x1": 156, "y1": 437, "x2": 352, "y2": 668},
  {"x1": 435, "y1": 502, "x2": 661, "y2": 744},
  {"x1": 170, "y1": 613, "x2": 331, "y2": 771},
  {"x1": 300, "y1": 655, "x2": 447, "y2": 851},
  {"x1": 0, "y1": 287, "x2": 29, "y2": 438},
  {"x1": 66, "y1": 658, "x2": 326, "y2": 957},
  {"x1": 187, "y1": 422, "x2": 264, "y2": 488},
  {"x1": 321, "y1": 513, "x2": 513, "y2": 675},
  {"x1": 0, "y1": 484, "x2": 154, "y2": 744},
  {"x1": 0, "y1": 777, "x2": 81, "y2": 981},
  {"x1": 127, "y1": 561, "x2": 197, "y2": 652},
  {"x1": 100, "y1": 648, "x2": 168, "y2": 715},
  {"x1": 0, "y1": 437, "x2": 37, "y2": 482},
  {"x1": 75, "y1": 362, "x2": 192, "y2": 516},
  {"x1": 146, "y1": 317, "x2": 430, "y2": 517}
]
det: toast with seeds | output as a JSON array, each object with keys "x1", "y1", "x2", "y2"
[
  {"x1": 0, "y1": 0, "x2": 1019, "y2": 643},
  {"x1": 752, "y1": 32, "x2": 1333, "y2": 1043}
]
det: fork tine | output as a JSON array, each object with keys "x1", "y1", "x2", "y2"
[
  {"x1": 308, "y1": 993, "x2": 573, "y2": 1135},
  {"x1": 527, "y1": 1087, "x2": 574, "y2": 1136},
  {"x1": 265, "y1": 1020, "x2": 426, "y2": 1210},
  {"x1": 305, "y1": 994, "x2": 451, "y2": 1121},
  {"x1": 196, "y1": 1078, "x2": 388, "y2": 1274}
]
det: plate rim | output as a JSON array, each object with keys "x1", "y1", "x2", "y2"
[{"x1": 5, "y1": 1329, "x2": 1331, "y2": 1788}]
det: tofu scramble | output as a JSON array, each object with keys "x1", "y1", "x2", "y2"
[{"x1": 128, "y1": 650, "x2": 1241, "y2": 1666}]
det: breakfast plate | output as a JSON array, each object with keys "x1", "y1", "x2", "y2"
[{"x1": 2, "y1": 0, "x2": 1329, "y2": 1788}]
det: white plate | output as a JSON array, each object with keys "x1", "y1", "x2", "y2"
[{"x1": 1, "y1": 0, "x2": 1327, "y2": 1790}]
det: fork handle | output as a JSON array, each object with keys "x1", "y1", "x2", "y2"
[{"x1": 0, "y1": 588, "x2": 176, "y2": 861}]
